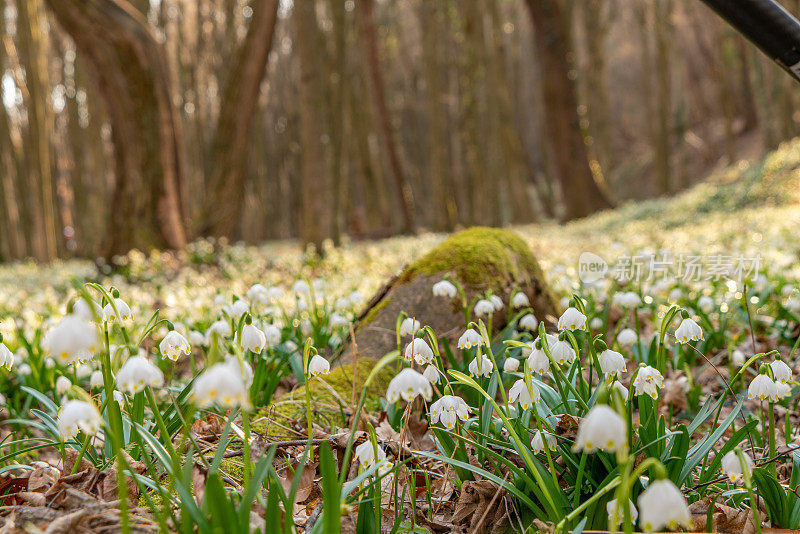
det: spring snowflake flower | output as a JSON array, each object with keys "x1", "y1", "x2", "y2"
[
  {"x1": 616, "y1": 328, "x2": 637, "y2": 346},
  {"x1": 103, "y1": 298, "x2": 133, "y2": 323},
  {"x1": 18, "y1": 364, "x2": 31, "y2": 376},
  {"x1": 349, "y1": 291, "x2": 364, "y2": 305},
  {"x1": 205, "y1": 320, "x2": 231, "y2": 344},
  {"x1": 457, "y1": 328, "x2": 484, "y2": 349},
  {"x1": 422, "y1": 364, "x2": 440, "y2": 384},
  {"x1": 748, "y1": 374, "x2": 778, "y2": 402},
  {"x1": 159, "y1": 331, "x2": 191, "y2": 362},
  {"x1": 330, "y1": 313, "x2": 349, "y2": 328},
  {"x1": 399, "y1": 317, "x2": 421, "y2": 337},
  {"x1": 90, "y1": 370, "x2": 104, "y2": 389},
  {"x1": 223, "y1": 299, "x2": 249, "y2": 319},
  {"x1": 519, "y1": 314, "x2": 538, "y2": 331},
  {"x1": 468, "y1": 355, "x2": 494, "y2": 378},
  {"x1": 573, "y1": 404, "x2": 626, "y2": 454},
  {"x1": 612, "y1": 381, "x2": 630, "y2": 402},
  {"x1": 674, "y1": 318, "x2": 703, "y2": 344},
  {"x1": 488, "y1": 295, "x2": 503, "y2": 310},
  {"x1": 531, "y1": 430, "x2": 556, "y2": 454},
  {"x1": 511, "y1": 292, "x2": 530, "y2": 309},
  {"x1": 589, "y1": 317, "x2": 603, "y2": 330},
  {"x1": 404, "y1": 339, "x2": 434, "y2": 365},
  {"x1": 432, "y1": 280, "x2": 458, "y2": 298},
  {"x1": 721, "y1": 450, "x2": 753, "y2": 484},
  {"x1": 56, "y1": 375, "x2": 72, "y2": 395},
  {"x1": 558, "y1": 307, "x2": 587, "y2": 331},
  {"x1": 188, "y1": 330, "x2": 205, "y2": 346},
  {"x1": 508, "y1": 379, "x2": 540, "y2": 409},
  {"x1": 43, "y1": 316, "x2": 100, "y2": 365},
  {"x1": 612, "y1": 291, "x2": 641, "y2": 309},
  {"x1": 116, "y1": 356, "x2": 164, "y2": 394},
  {"x1": 637, "y1": 479, "x2": 692, "y2": 532},
  {"x1": 607, "y1": 499, "x2": 638, "y2": 528},
  {"x1": 527, "y1": 345, "x2": 550, "y2": 375},
  {"x1": 192, "y1": 360, "x2": 249, "y2": 408},
  {"x1": 632, "y1": 365, "x2": 664, "y2": 399},
  {"x1": 430, "y1": 395, "x2": 470, "y2": 429},
  {"x1": 246, "y1": 284, "x2": 270, "y2": 304},
  {"x1": 57, "y1": 400, "x2": 103, "y2": 440},
  {"x1": 308, "y1": 355, "x2": 330, "y2": 377},
  {"x1": 503, "y1": 357, "x2": 520, "y2": 373},
  {"x1": 776, "y1": 381, "x2": 792, "y2": 399},
  {"x1": 292, "y1": 280, "x2": 310, "y2": 294},
  {"x1": 598, "y1": 349, "x2": 626, "y2": 378},
  {"x1": 731, "y1": 349, "x2": 745, "y2": 367},
  {"x1": 0, "y1": 342, "x2": 12, "y2": 370},
  {"x1": 770, "y1": 360, "x2": 792, "y2": 383},
  {"x1": 72, "y1": 299, "x2": 104, "y2": 323},
  {"x1": 237, "y1": 324, "x2": 267, "y2": 353},
  {"x1": 474, "y1": 299, "x2": 495, "y2": 317},
  {"x1": 550, "y1": 339, "x2": 576, "y2": 366},
  {"x1": 263, "y1": 324, "x2": 281, "y2": 348},
  {"x1": 335, "y1": 297, "x2": 350, "y2": 311},
  {"x1": 386, "y1": 368, "x2": 432, "y2": 403},
  {"x1": 697, "y1": 295, "x2": 715, "y2": 313},
  {"x1": 355, "y1": 441, "x2": 391, "y2": 474}
]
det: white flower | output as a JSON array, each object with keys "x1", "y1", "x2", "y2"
[
  {"x1": 776, "y1": 381, "x2": 792, "y2": 399},
  {"x1": 56, "y1": 376, "x2": 72, "y2": 395},
  {"x1": 770, "y1": 360, "x2": 792, "y2": 383},
  {"x1": 748, "y1": 374, "x2": 778, "y2": 401},
  {"x1": 697, "y1": 295, "x2": 715, "y2": 313},
  {"x1": 18, "y1": 364, "x2": 31, "y2": 376},
  {"x1": 558, "y1": 307, "x2": 587, "y2": 331},
  {"x1": 292, "y1": 280, "x2": 310, "y2": 294},
  {"x1": 263, "y1": 324, "x2": 281, "y2": 348},
  {"x1": 531, "y1": 430, "x2": 557, "y2": 454},
  {"x1": 612, "y1": 381, "x2": 629, "y2": 402},
  {"x1": 721, "y1": 450, "x2": 753, "y2": 484},
  {"x1": 355, "y1": 440, "x2": 388, "y2": 471},
  {"x1": 43, "y1": 316, "x2": 100, "y2": 365},
  {"x1": 432, "y1": 280, "x2": 457, "y2": 298},
  {"x1": 607, "y1": 499, "x2": 638, "y2": 528},
  {"x1": 76, "y1": 364, "x2": 92, "y2": 379},
  {"x1": 188, "y1": 330, "x2": 205, "y2": 346},
  {"x1": 509, "y1": 379, "x2": 540, "y2": 410},
  {"x1": 246, "y1": 284, "x2": 270, "y2": 304},
  {"x1": 386, "y1": 368, "x2": 432, "y2": 403},
  {"x1": 527, "y1": 345, "x2": 550, "y2": 375},
  {"x1": 0, "y1": 393, "x2": 5, "y2": 406},
  {"x1": 349, "y1": 291, "x2": 364, "y2": 305},
  {"x1": 503, "y1": 357, "x2": 520, "y2": 373},
  {"x1": 116, "y1": 356, "x2": 164, "y2": 394},
  {"x1": 511, "y1": 292, "x2": 530, "y2": 308},
  {"x1": 674, "y1": 318, "x2": 703, "y2": 344},
  {"x1": 404, "y1": 339, "x2": 434, "y2": 365},
  {"x1": 329, "y1": 313, "x2": 349, "y2": 328},
  {"x1": 308, "y1": 355, "x2": 330, "y2": 377},
  {"x1": 468, "y1": 355, "x2": 493, "y2": 377},
  {"x1": 457, "y1": 328, "x2": 484, "y2": 349},
  {"x1": 192, "y1": 361, "x2": 249, "y2": 408},
  {"x1": 205, "y1": 320, "x2": 231, "y2": 344},
  {"x1": 0, "y1": 343, "x2": 12, "y2": 370},
  {"x1": 57, "y1": 400, "x2": 103, "y2": 439},
  {"x1": 430, "y1": 395, "x2": 470, "y2": 429},
  {"x1": 632, "y1": 365, "x2": 665, "y2": 399},
  {"x1": 159, "y1": 331, "x2": 191, "y2": 362},
  {"x1": 335, "y1": 297, "x2": 350, "y2": 310},
  {"x1": 422, "y1": 364, "x2": 440, "y2": 384},
  {"x1": 223, "y1": 299, "x2": 249, "y2": 319},
  {"x1": 399, "y1": 317, "x2": 421, "y2": 337},
  {"x1": 668, "y1": 288, "x2": 683, "y2": 302},
  {"x1": 731, "y1": 349, "x2": 745, "y2": 367},
  {"x1": 488, "y1": 295, "x2": 503, "y2": 311},
  {"x1": 637, "y1": 479, "x2": 692, "y2": 532},
  {"x1": 612, "y1": 292, "x2": 641, "y2": 309},
  {"x1": 573, "y1": 404, "x2": 626, "y2": 453},
  {"x1": 598, "y1": 349, "x2": 626, "y2": 378},
  {"x1": 616, "y1": 328, "x2": 637, "y2": 346},
  {"x1": 519, "y1": 314, "x2": 538, "y2": 331},
  {"x1": 550, "y1": 339, "x2": 576, "y2": 366},
  {"x1": 72, "y1": 298, "x2": 104, "y2": 323},
  {"x1": 103, "y1": 298, "x2": 133, "y2": 323},
  {"x1": 589, "y1": 317, "x2": 603, "y2": 330},
  {"x1": 474, "y1": 299, "x2": 495, "y2": 317},
  {"x1": 90, "y1": 370, "x2": 104, "y2": 389},
  {"x1": 237, "y1": 324, "x2": 267, "y2": 353}
]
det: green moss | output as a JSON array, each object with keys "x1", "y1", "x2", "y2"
[
  {"x1": 251, "y1": 359, "x2": 393, "y2": 436},
  {"x1": 360, "y1": 298, "x2": 389, "y2": 327},
  {"x1": 220, "y1": 458, "x2": 244, "y2": 480}
]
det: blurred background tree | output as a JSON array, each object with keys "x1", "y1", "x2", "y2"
[{"x1": 0, "y1": 0, "x2": 797, "y2": 260}]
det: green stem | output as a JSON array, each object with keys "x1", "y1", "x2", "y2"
[
  {"x1": 554, "y1": 476, "x2": 621, "y2": 534},
  {"x1": 768, "y1": 402, "x2": 777, "y2": 478},
  {"x1": 144, "y1": 386, "x2": 177, "y2": 459},
  {"x1": 737, "y1": 448, "x2": 762, "y2": 534},
  {"x1": 70, "y1": 433, "x2": 92, "y2": 475},
  {"x1": 242, "y1": 409, "x2": 251, "y2": 486}
]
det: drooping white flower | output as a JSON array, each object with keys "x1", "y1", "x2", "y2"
[
  {"x1": 674, "y1": 318, "x2": 703, "y2": 344},
  {"x1": 721, "y1": 450, "x2": 753, "y2": 484},
  {"x1": 598, "y1": 349, "x2": 626, "y2": 378},
  {"x1": 422, "y1": 364, "x2": 440, "y2": 384},
  {"x1": 399, "y1": 317, "x2": 421, "y2": 337},
  {"x1": 263, "y1": 324, "x2": 282, "y2": 348},
  {"x1": 76, "y1": 364, "x2": 92, "y2": 379},
  {"x1": 519, "y1": 314, "x2": 538, "y2": 331},
  {"x1": 558, "y1": 307, "x2": 587, "y2": 331},
  {"x1": 90, "y1": 370, "x2": 104, "y2": 389},
  {"x1": 43, "y1": 316, "x2": 100, "y2": 365},
  {"x1": 527, "y1": 345, "x2": 550, "y2": 375},
  {"x1": 474, "y1": 299, "x2": 495, "y2": 317},
  {"x1": 432, "y1": 280, "x2": 458, "y2": 298},
  {"x1": 159, "y1": 331, "x2": 191, "y2": 362},
  {"x1": 632, "y1": 365, "x2": 665, "y2": 399},
  {"x1": 731, "y1": 349, "x2": 746, "y2": 367},
  {"x1": 531, "y1": 430, "x2": 557, "y2": 454},
  {"x1": 223, "y1": 299, "x2": 249, "y2": 319},
  {"x1": 335, "y1": 297, "x2": 350, "y2": 311},
  {"x1": 192, "y1": 361, "x2": 249, "y2": 408},
  {"x1": 503, "y1": 357, "x2": 520, "y2": 373},
  {"x1": 386, "y1": 368, "x2": 432, "y2": 403},
  {"x1": 0, "y1": 343, "x2": 12, "y2": 370},
  {"x1": 637, "y1": 479, "x2": 692, "y2": 532},
  {"x1": 697, "y1": 295, "x2": 715, "y2": 313},
  {"x1": 205, "y1": 320, "x2": 232, "y2": 344},
  {"x1": 56, "y1": 375, "x2": 72, "y2": 395},
  {"x1": 616, "y1": 328, "x2": 637, "y2": 346},
  {"x1": 457, "y1": 328, "x2": 484, "y2": 349},
  {"x1": 589, "y1": 317, "x2": 603, "y2": 330},
  {"x1": 488, "y1": 295, "x2": 504, "y2": 311},
  {"x1": 607, "y1": 498, "x2": 638, "y2": 528},
  {"x1": 508, "y1": 379, "x2": 540, "y2": 410},
  {"x1": 612, "y1": 381, "x2": 629, "y2": 402},
  {"x1": 776, "y1": 381, "x2": 792, "y2": 399},
  {"x1": 573, "y1": 404, "x2": 626, "y2": 454},
  {"x1": 550, "y1": 339, "x2": 576, "y2": 366},
  {"x1": 349, "y1": 290, "x2": 364, "y2": 305},
  {"x1": 308, "y1": 355, "x2": 330, "y2": 377},
  {"x1": 116, "y1": 356, "x2": 164, "y2": 394},
  {"x1": 237, "y1": 324, "x2": 267, "y2": 353},
  {"x1": 430, "y1": 395, "x2": 471, "y2": 429},
  {"x1": 770, "y1": 359, "x2": 792, "y2": 383},
  {"x1": 329, "y1": 313, "x2": 349, "y2": 328},
  {"x1": 468, "y1": 355, "x2": 494, "y2": 378},
  {"x1": 72, "y1": 298, "x2": 104, "y2": 323},
  {"x1": 511, "y1": 292, "x2": 530, "y2": 309},
  {"x1": 748, "y1": 374, "x2": 778, "y2": 402},
  {"x1": 612, "y1": 291, "x2": 641, "y2": 309},
  {"x1": 57, "y1": 400, "x2": 103, "y2": 439},
  {"x1": 404, "y1": 338, "x2": 434, "y2": 365},
  {"x1": 103, "y1": 298, "x2": 133, "y2": 323},
  {"x1": 18, "y1": 364, "x2": 31, "y2": 376},
  {"x1": 355, "y1": 440, "x2": 392, "y2": 475},
  {"x1": 188, "y1": 330, "x2": 205, "y2": 346},
  {"x1": 292, "y1": 280, "x2": 310, "y2": 294},
  {"x1": 246, "y1": 284, "x2": 270, "y2": 304}
]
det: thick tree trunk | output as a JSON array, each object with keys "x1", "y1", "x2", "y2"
[
  {"x1": 654, "y1": 0, "x2": 673, "y2": 194},
  {"x1": 199, "y1": 0, "x2": 279, "y2": 237},
  {"x1": 45, "y1": 0, "x2": 186, "y2": 256},
  {"x1": 525, "y1": 0, "x2": 612, "y2": 220}
]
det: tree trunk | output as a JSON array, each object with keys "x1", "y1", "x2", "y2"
[
  {"x1": 199, "y1": 0, "x2": 279, "y2": 237},
  {"x1": 525, "y1": 0, "x2": 613, "y2": 220},
  {"x1": 654, "y1": 0, "x2": 673, "y2": 194},
  {"x1": 45, "y1": 0, "x2": 186, "y2": 256}
]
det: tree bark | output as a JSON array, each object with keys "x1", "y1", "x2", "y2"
[
  {"x1": 45, "y1": 0, "x2": 187, "y2": 256},
  {"x1": 525, "y1": 0, "x2": 613, "y2": 220}
]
